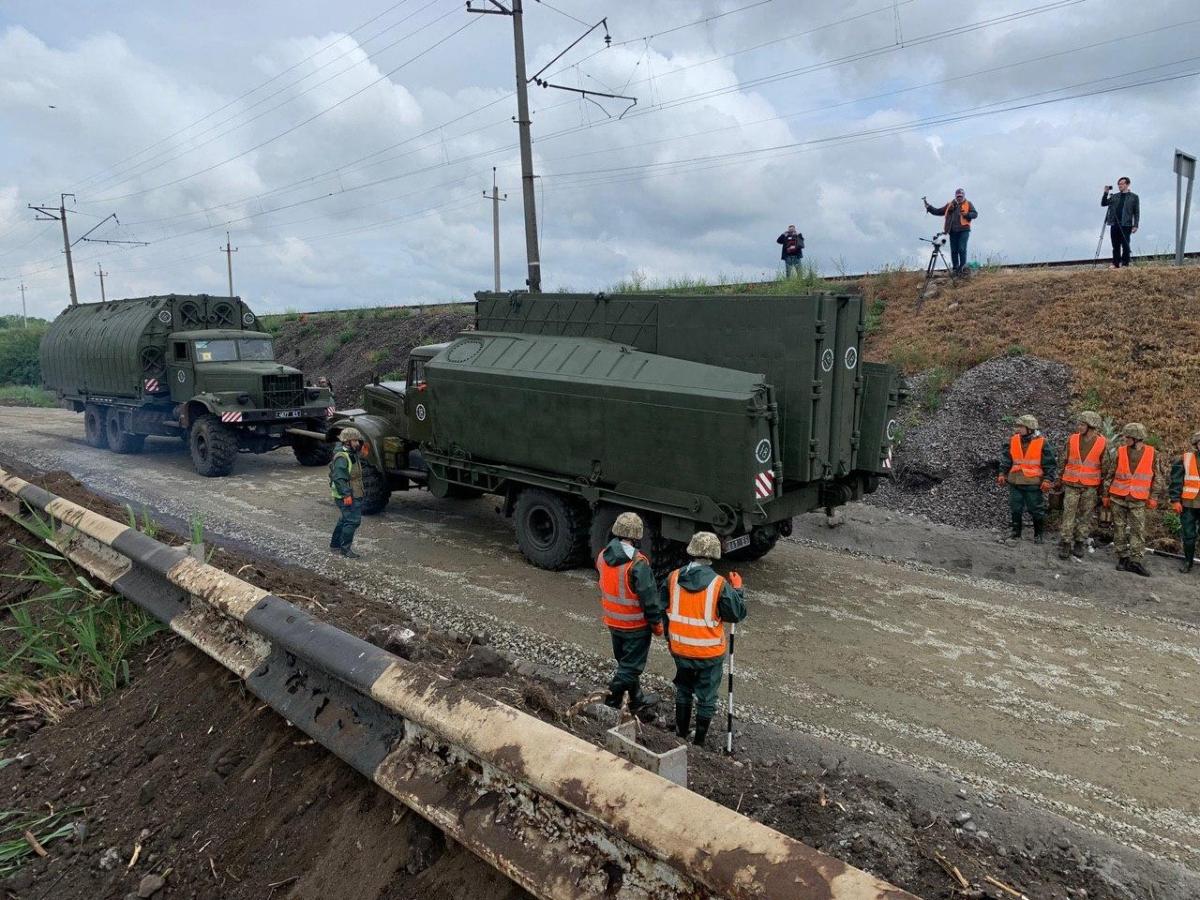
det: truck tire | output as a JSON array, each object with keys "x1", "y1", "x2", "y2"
[
  {"x1": 105, "y1": 413, "x2": 145, "y2": 455},
  {"x1": 725, "y1": 526, "x2": 780, "y2": 563},
  {"x1": 84, "y1": 405, "x2": 109, "y2": 449},
  {"x1": 360, "y1": 462, "x2": 391, "y2": 515},
  {"x1": 514, "y1": 488, "x2": 590, "y2": 570},
  {"x1": 588, "y1": 505, "x2": 685, "y2": 577},
  {"x1": 189, "y1": 415, "x2": 238, "y2": 477},
  {"x1": 292, "y1": 436, "x2": 333, "y2": 467}
]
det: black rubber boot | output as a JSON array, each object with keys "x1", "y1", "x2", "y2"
[
  {"x1": 1032, "y1": 521, "x2": 1045, "y2": 544},
  {"x1": 341, "y1": 547, "x2": 362, "y2": 559},
  {"x1": 1116, "y1": 557, "x2": 1129, "y2": 571},
  {"x1": 675, "y1": 704, "x2": 692, "y2": 738},
  {"x1": 604, "y1": 687, "x2": 626, "y2": 710},
  {"x1": 1010, "y1": 519, "x2": 1022, "y2": 541},
  {"x1": 1179, "y1": 559, "x2": 1194, "y2": 574},
  {"x1": 1128, "y1": 560, "x2": 1151, "y2": 577},
  {"x1": 1057, "y1": 542, "x2": 1071, "y2": 560},
  {"x1": 1071, "y1": 540, "x2": 1085, "y2": 559},
  {"x1": 629, "y1": 691, "x2": 661, "y2": 723},
  {"x1": 693, "y1": 717, "x2": 712, "y2": 747}
]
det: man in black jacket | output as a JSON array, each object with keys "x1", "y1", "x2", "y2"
[
  {"x1": 925, "y1": 188, "x2": 977, "y2": 275},
  {"x1": 776, "y1": 225, "x2": 804, "y2": 276},
  {"x1": 1102, "y1": 177, "x2": 1139, "y2": 268}
]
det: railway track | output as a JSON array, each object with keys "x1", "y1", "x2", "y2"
[{"x1": 0, "y1": 467, "x2": 913, "y2": 900}]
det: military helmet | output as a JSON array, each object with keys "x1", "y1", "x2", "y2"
[
  {"x1": 1079, "y1": 411, "x2": 1103, "y2": 430},
  {"x1": 1190, "y1": 430, "x2": 1200, "y2": 448},
  {"x1": 686, "y1": 531, "x2": 722, "y2": 561},
  {"x1": 1016, "y1": 414, "x2": 1039, "y2": 431},
  {"x1": 1122, "y1": 422, "x2": 1147, "y2": 441},
  {"x1": 611, "y1": 511, "x2": 644, "y2": 540},
  {"x1": 339, "y1": 426, "x2": 364, "y2": 442}
]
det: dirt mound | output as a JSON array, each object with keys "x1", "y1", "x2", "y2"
[
  {"x1": 268, "y1": 306, "x2": 472, "y2": 408},
  {"x1": 871, "y1": 355, "x2": 1073, "y2": 529},
  {"x1": 862, "y1": 265, "x2": 1200, "y2": 451}
]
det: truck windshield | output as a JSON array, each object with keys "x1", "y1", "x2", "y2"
[{"x1": 192, "y1": 339, "x2": 274, "y2": 362}]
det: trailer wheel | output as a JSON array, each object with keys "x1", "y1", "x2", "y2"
[
  {"x1": 105, "y1": 413, "x2": 145, "y2": 455},
  {"x1": 292, "y1": 436, "x2": 333, "y2": 467},
  {"x1": 360, "y1": 462, "x2": 391, "y2": 515},
  {"x1": 84, "y1": 405, "x2": 109, "y2": 449},
  {"x1": 514, "y1": 488, "x2": 590, "y2": 570},
  {"x1": 189, "y1": 415, "x2": 238, "y2": 477},
  {"x1": 725, "y1": 526, "x2": 780, "y2": 562}
]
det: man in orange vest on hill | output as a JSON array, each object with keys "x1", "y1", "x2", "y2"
[
  {"x1": 1168, "y1": 431, "x2": 1200, "y2": 573},
  {"x1": 1103, "y1": 422, "x2": 1157, "y2": 577},
  {"x1": 596, "y1": 512, "x2": 664, "y2": 719},
  {"x1": 925, "y1": 187, "x2": 978, "y2": 275},
  {"x1": 662, "y1": 532, "x2": 746, "y2": 748},
  {"x1": 997, "y1": 415, "x2": 1056, "y2": 543},
  {"x1": 1057, "y1": 411, "x2": 1108, "y2": 560}
]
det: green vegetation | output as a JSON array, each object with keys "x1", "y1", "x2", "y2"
[
  {"x1": 0, "y1": 807, "x2": 82, "y2": 876},
  {"x1": 338, "y1": 328, "x2": 356, "y2": 345},
  {"x1": 0, "y1": 386, "x2": 55, "y2": 408},
  {"x1": 1006, "y1": 344, "x2": 1027, "y2": 357},
  {"x1": 0, "y1": 324, "x2": 46, "y2": 386},
  {"x1": 124, "y1": 504, "x2": 159, "y2": 539},
  {"x1": 865, "y1": 296, "x2": 887, "y2": 334},
  {"x1": 608, "y1": 266, "x2": 826, "y2": 295}
]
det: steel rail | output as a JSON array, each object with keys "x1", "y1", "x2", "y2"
[{"x1": 0, "y1": 468, "x2": 913, "y2": 900}]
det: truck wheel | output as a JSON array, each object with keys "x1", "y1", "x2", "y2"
[
  {"x1": 725, "y1": 526, "x2": 780, "y2": 562},
  {"x1": 588, "y1": 505, "x2": 684, "y2": 577},
  {"x1": 105, "y1": 414, "x2": 145, "y2": 455},
  {"x1": 84, "y1": 405, "x2": 109, "y2": 449},
  {"x1": 360, "y1": 462, "x2": 391, "y2": 515},
  {"x1": 189, "y1": 415, "x2": 238, "y2": 477},
  {"x1": 292, "y1": 436, "x2": 333, "y2": 467},
  {"x1": 514, "y1": 488, "x2": 590, "y2": 570}
]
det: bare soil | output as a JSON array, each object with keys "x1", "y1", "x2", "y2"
[{"x1": 1, "y1": 467, "x2": 1195, "y2": 900}]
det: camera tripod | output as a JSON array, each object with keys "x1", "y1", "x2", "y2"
[{"x1": 917, "y1": 232, "x2": 950, "y2": 305}]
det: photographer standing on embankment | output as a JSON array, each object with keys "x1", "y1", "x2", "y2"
[
  {"x1": 1102, "y1": 177, "x2": 1140, "y2": 268},
  {"x1": 925, "y1": 188, "x2": 977, "y2": 276}
]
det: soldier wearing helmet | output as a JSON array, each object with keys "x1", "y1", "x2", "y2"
[
  {"x1": 661, "y1": 531, "x2": 747, "y2": 748},
  {"x1": 1168, "y1": 430, "x2": 1200, "y2": 573},
  {"x1": 328, "y1": 426, "x2": 368, "y2": 558},
  {"x1": 595, "y1": 512, "x2": 664, "y2": 719},
  {"x1": 1056, "y1": 411, "x2": 1108, "y2": 560},
  {"x1": 1103, "y1": 422, "x2": 1158, "y2": 576},
  {"x1": 997, "y1": 414, "x2": 1056, "y2": 544}
]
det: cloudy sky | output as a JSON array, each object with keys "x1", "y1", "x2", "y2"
[{"x1": 0, "y1": 0, "x2": 1197, "y2": 318}]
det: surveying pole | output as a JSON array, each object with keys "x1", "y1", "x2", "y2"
[
  {"x1": 29, "y1": 194, "x2": 78, "y2": 306},
  {"x1": 220, "y1": 232, "x2": 238, "y2": 297},
  {"x1": 18, "y1": 283, "x2": 27, "y2": 328},
  {"x1": 95, "y1": 262, "x2": 109, "y2": 303},
  {"x1": 467, "y1": 0, "x2": 541, "y2": 292},
  {"x1": 483, "y1": 167, "x2": 507, "y2": 291}
]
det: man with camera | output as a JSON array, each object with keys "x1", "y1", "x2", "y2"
[
  {"x1": 1101, "y1": 178, "x2": 1139, "y2": 268},
  {"x1": 776, "y1": 224, "x2": 805, "y2": 276},
  {"x1": 925, "y1": 188, "x2": 977, "y2": 275}
]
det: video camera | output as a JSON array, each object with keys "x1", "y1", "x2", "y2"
[{"x1": 920, "y1": 232, "x2": 947, "y2": 248}]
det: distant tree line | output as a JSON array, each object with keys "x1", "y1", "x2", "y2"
[{"x1": 0, "y1": 320, "x2": 48, "y2": 386}]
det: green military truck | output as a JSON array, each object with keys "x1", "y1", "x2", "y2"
[
  {"x1": 336, "y1": 291, "x2": 902, "y2": 570},
  {"x1": 41, "y1": 294, "x2": 335, "y2": 477}
]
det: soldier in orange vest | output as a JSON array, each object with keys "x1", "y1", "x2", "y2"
[
  {"x1": 997, "y1": 415, "x2": 1056, "y2": 543},
  {"x1": 595, "y1": 512, "x2": 664, "y2": 718},
  {"x1": 661, "y1": 532, "x2": 746, "y2": 747},
  {"x1": 1102, "y1": 422, "x2": 1158, "y2": 577},
  {"x1": 1056, "y1": 411, "x2": 1108, "y2": 560},
  {"x1": 1168, "y1": 430, "x2": 1200, "y2": 573}
]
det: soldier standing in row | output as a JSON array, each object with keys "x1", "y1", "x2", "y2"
[
  {"x1": 595, "y1": 513, "x2": 663, "y2": 719},
  {"x1": 328, "y1": 427, "x2": 367, "y2": 559},
  {"x1": 1103, "y1": 422, "x2": 1157, "y2": 577},
  {"x1": 1169, "y1": 431, "x2": 1200, "y2": 574},
  {"x1": 1057, "y1": 411, "x2": 1107, "y2": 560},
  {"x1": 663, "y1": 532, "x2": 746, "y2": 748},
  {"x1": 997, "y1": 415, "x2": 1056, "y2": 543}
]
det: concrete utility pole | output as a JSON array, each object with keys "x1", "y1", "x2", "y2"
[
  {"x1": 467, "y1": 0, "x2": 541, "y2": 292},
  {"x1": 29, "y1": 194, "x2": 78, "y2": 306},
  {"x1": 18, "y1": 283, "x2": 27, "y2": 328},
  {"x1": 483, "y1": 167, "x2": 507, "y2": 291},
  {"x1": 1175, "y1": 149, "x2": 1196, "y2": 266},
  {"x1": 220, "y1": 232, "x2": 238, "y2": 297},
  {"x1": 95, "y1": 262, "x2": 109, "y2": 303}
]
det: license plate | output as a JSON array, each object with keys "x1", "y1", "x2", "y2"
[
  {"x1": 723, "y1": 534, "x2": 751, "y2": 552},
  {"x1": 279, "y1": 409, "x2": 301, "y2": 418}
]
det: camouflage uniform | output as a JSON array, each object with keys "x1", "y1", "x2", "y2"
[
  {"x1": 1058, "y1": 413, "x2": 1109, "y2": 558},
  {"x1": 1104, "y1": 424, "x2": 1156, "y2": 574},
  {"x1": 329, "y1": 438, "x2": 365, "y2": 554}
]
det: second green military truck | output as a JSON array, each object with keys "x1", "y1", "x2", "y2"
[
  {"x1": 41, "y1": 294, "x2": 335, "y2": 477},
  {"x1": 336, "y1": 291, "x2": 902, "y2": 570}
]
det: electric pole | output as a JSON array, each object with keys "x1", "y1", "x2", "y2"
[
  {"x1": 29, "y1": 193, "x2": 78, "y2": 306},
  {"x1": 483, "y1": 167, "x2": 507, "y2": 291},
  {"x1": 220, "y1": 232, "x2": 239, "y2": 297},
  {"x1": 95, "y1": 262, "x2": 109, "y2": 303},
  {"x1": 18, "y1": 283, "x2": 27, "y2": 328},
  {"x1": 467, "y1": 0, "x2": 541, "y2": 292}
]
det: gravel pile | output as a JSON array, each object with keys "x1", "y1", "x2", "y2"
[{"x1": 869, "y1": 355, "x2": 1073, "y2": 529}]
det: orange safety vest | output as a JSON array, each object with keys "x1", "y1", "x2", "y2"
[
  {"x1": 1009, "y1": 434, "x2": 1045, "y2": 479},
  {"x1": 1182, "y1": 452, "x2": 1200, "y2": 502},
  {"x1": 1062, "y1": 433, "x2": 1106, "y2": 487},
  {"x1": 666, "y1": 569, "x2": 728, "y2": 660},
  {"x1": 596, "y1": 548, "x2": 649, "y2": 630},
  {"x1": 1109, "y1": 445, "x2": 1155, "y2": 501}
]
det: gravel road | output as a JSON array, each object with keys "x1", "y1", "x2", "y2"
[{"x1": 4, "y1": 406, "x2": 1199, "y2": 873}]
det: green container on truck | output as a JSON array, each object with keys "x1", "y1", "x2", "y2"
[
  {"x1": 41, "y1": 294, "x2": 336, "y2": 477},
  {"x1": 336, "y1": 291, "x2": 903, "y2": 570}
]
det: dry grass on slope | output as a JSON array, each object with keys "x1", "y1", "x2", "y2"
[{"x1": 862, "y1": 266, "x2": 1200, "y2": 449}]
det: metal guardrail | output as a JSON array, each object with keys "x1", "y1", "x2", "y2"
[{"x1": 0, "y1": 469, "x2": 915, "y2": 900}]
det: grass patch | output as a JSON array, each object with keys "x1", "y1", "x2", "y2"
[
  {"x1": 607, "y1": 266, "x2": 826, "y2": 295},
  {"x1": 338, "y1": 328, "x2": 356, "y2": 346},
  {"x1": 0, "y1": 807, "x2": 82, "y2": 877},
  {"x1": 0, "y1": 386, "x2": 55, "y2": 408}
]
